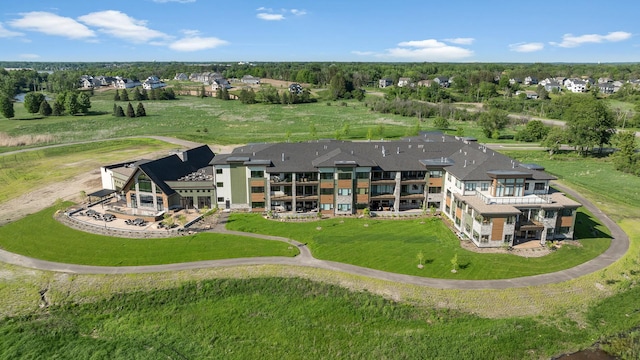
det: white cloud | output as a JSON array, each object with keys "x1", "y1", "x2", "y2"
[
  {"x1": 78, "y1": 10, "x2": 170, "y2": 43},
  {"x1": 352, "y1": 50, "x2": 374, "y2": 56},
  {"x1": 257, "y1": 13, "x2": 285, "y2": 21},
  {"x1": 0, "y1": 22, "x2": 23, "y2": 38},
  {"x1": 509, "y1": 42, "x2": 544, "y2": 52},
  {"x1": 380, "y1": 39, "x2": 473, "y2": 60},
  {"x1": 19, "y1": 53, "x2": 40, "y2": 59},
  {"x1": 153, "y1": 0, "x2": 196, "y2": 3},
  {"x1": 291, "y1": 9, "x2": 307, "y2": 16},
  {"x1": 9, "y1": 11, "x2": 95, "y2": 39},
  {"x1": 169, "y1": 30, "x2": 228, "y2": 51},
  {"x1": 550, "y1": 31, "x2": 632, "y2": 48},
  {"x1": 444, "y1": 37, "x2": 474, "y2": 45}
]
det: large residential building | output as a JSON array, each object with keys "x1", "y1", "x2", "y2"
[{"x1": 210, "y1": 133, "x2": 580, "y2": 248}]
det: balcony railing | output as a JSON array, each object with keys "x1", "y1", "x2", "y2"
[{"x1": 475, "y1": 191, "x2": 551, "y2": 205}]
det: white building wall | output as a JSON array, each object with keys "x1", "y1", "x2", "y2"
[{"x1": 213, "y1": 165, "x2": 232, "y2": 208}]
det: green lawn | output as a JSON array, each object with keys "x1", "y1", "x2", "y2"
[
  {"x1": 225, "y1": 210, "x2": 610, "y2": 280},
  {"x1": 0, "y1": 205, "x2": 298, "y2": 266}
]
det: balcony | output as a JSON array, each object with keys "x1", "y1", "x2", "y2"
[{"x1": 475, "y1": 191, "x2": 551, "y2": 205}]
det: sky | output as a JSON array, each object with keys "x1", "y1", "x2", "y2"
[{"x1": 0, "y1": 0, "x2": 639, "y2": 63}]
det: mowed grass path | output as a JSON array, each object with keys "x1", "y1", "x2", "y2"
[
  {"x1": 0, "y1": 205, "x2": 297, "y2": 266},
  {"x1": 226, "y1": 210, "x2": 610, "y2": 280},
  {"x1": 0, "y1": 138, "x2": 175, "y2": 203}
]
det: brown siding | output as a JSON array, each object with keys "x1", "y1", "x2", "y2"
[
  {"x1": 455, "y1": 207, "x2": 462, "y2": 219},
  {"x1": 356, "y1": 194, "x2": 369, "y2": 203},
  {"x1": 428, "y1": 178, "x2": 443, "y2": 187},
  {"x1": 337, "y1": 179, "x2": 353, "y2": 188},
  {"x1": 560, "y1": 216, "x2": 574, "y2": 227},
  {"x1": 251, "y1": 193, "x2": 264, "y2": 202},
  {"x1": 250, "y1": 180, "x2": 264, "y2": 186},
  {"x1": 320, "y1": 181, "x2": 334, "y2": 189},
  {"x1": 320, "y1": 195, "x2": 334, "y2": 203},
  {"x1": 445, "y1": 195, "x2": 451, "y2": 207},
  {"x1": 357, "y1": 180, "x2": 369, "y2": 188},
  {"x1": 491, "y1": 218, "x2": 505, "y2": 241}
]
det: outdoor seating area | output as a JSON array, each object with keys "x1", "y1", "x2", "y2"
[
  {"x1": 124, "y1": 218, "x2": 147, "y2": 227},
  {"x1": 80, "y1": 209, "x2": 116, "y2": 222}
]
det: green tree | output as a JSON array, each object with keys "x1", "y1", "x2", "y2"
[
  {"x1": 536, "y1": 85, "x2": 550, "y2": 100},
  {"x1": 0, "y1": 96, "x2": 14, "y2": 119},
  {"x1": 115, "y1": 105, "x2": 125, "y2": 117},
  {"x1": 450, "y1": 253, "x2": 458, "y2": 273},
  {"x1": 199, "y1": 85, "x2": 206, "y2": 98},
  {"x1": 38, "y1": 99, "x2": 52, "y2": 116},
  {"x1": 64, "y1": 92, "x2": 80, "y2": 115},
  {"x1": 126, "y1": 102, "x2": 135, "y2": 118},
  {"x1": 541, "y1": 127, "x2": 566, "y2": 156},
  {"x1": 220, "y1": 87, "x2": 230, "y2": 101},
  {"x1": 120, "y1": 89, "x2": 129, "y2": 101},
  {"x1": 113, "y1": 90, "x2": 121, "y2": 101},
  {"x1": 515, "y1": 120, "x2": 550, "y2": 142},
  {"x1": 78, "y1": 92, "x2": 91, "y2": 114},
  {"x1": 52, "y1": 101, "x2": 64, "y2": 116},
  {"x1": 563, "y1": 96, "x2": 615, "y2": 155},
  {"x1": 477, "y1": 109, "x2": 509, "y2": 138},
  {"x1": 611, "y1": 130, "x2": 638, "y2": 174},
  {"x1": 239, "y1": 89, "x2": 256, "y2": 104},
  {"x1": 140, "y1": 88, "x2": 148, "y2": 100},
  {"x1": 23, "y1": 92, "x2": 45, "y2": 113},
  {"x1": 132, "y1": 87, "x2": 142, "y2": 101},
  {"x1": 329, "y1": 73, "x2": 347, "y2": 100},
  {"x1": 433, "y1": 117, "x2": 450, "y2": 129},
  {"x1": 135, "y1": 102, "x2": 146, "y2": 117}
]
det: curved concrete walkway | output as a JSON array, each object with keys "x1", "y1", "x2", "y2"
[{"x1": 0, "y1": 182, "x2": 629, "y2": 289}]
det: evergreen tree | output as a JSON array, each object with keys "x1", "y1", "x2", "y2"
[
  {"x1": 115, "y1": 105, "x2": 125, "y2": 117},
  {"x1": 64, "y1": 92, "x2": 80, "y2": 115},
  {"x1": 0, "y1": 96, "x2": 14, "y2": 119},
  {"x1": 140, "y1": 88, "x2": 148, "y2": 100},
  {"x1": 611, "y1": 130, "x2": 638, "y2": 174},
  {"x1": 52, "y1": 101, "x2": 64, "y2": 116},
  {"x1": 24, "y1": 92, "x2": 45, "y2": 113},
  {"x1": 39, "y1": 99, "x2": 52, "y2": 116},
  {"x1": 78, "y1": 92, "x2": 91, "y2": 114},
  {"x1": 114, "y1": 90, "x2": 121, "y2": 101},
  {"x1": 136, "y1": 102, "x2": 146, "y2": 117},
  {"x1": 120, "y1": 89, "x2": 129, "y2": 101},
  {"x1": 132, "y1": 87, "x2": 142, "y2": 101},
  {"x1": 164, "y1": 88, "x2": 176, "y2": 100},
  {"x1": 200, "y1": 85, "x2": 206, "y2": 98},
  {"x1": 126, "y1": 102, "x2": 135, "y2": 118}
]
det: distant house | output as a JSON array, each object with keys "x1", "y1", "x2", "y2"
[
  {"x1": 79, "y1": 75, "x2": 95, "y2": 89},
  {"x1": 544, "y1": 81, "x2": 561, "y2": 93},
  {"x1": 142, "y1": 76, "x2": 166, "y2": 90},
  {"x1": 378, "y1": 78, "x2": 393, "y2": 88},
  {"x1": 524, "y1": 76, "x2": 538, "y2": 85},
  {"x1": 597, "y1": 77, "x2": 612, "y2": 84},
  {"x1": 241, "y1": 75, "x2": 260, "y2": 85},
  {"x1": 433, "y1": 77, "x2": 450, "y2": 87},
  {"x1": 516, "y1": 90, "x2": 539, "y2": 99},
  {"x1": 289, "y1": 83, "x2": 303, "y2": 95},
  {"x1": 190, "y1": 72, "x2": 223, "y2": 84},
  {"x1": 114, "y1": 77, "x2": 140, "y2": 89},
  {"x1": 509, "y1": 78, "x2": 522, "y2": 85},
  {"x1": 211, "y1": 78, "x2": 231, "y2": 91},
  {"x1": 397, "y1": 77, "x2": 412, "y2": 87},
  {"x1": 174, "y1": 73, "x2": 188, "y2": 81},
  {"x1": 417, "y1": 79, "x2": 433, "y2": 87},
  {"x1": 95, "y1": 76, "x2": 115, "y2": 87},
  {"x1": 596, "y1": 83, "x2": 615, "y2": 94},
  {"x1": 565, "y1": 78, "x2": 587, "y2": 93}
]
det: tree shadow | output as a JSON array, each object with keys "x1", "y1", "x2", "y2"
[
  {"x1": 458, "y1": 262, "x2": 471, "y2": 270},
  {"x1": 424, "y1": 258, "x2": 434, "y2": 265},
  {"x1": 574, "y1": 212, "x2": 611, "y2": 239}
]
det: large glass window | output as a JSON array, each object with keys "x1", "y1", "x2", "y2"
[
  {"x1": 534, "y1": 182, "x2": 545, "y2": 191},
  {"x1": 357, "y1": 188, "x2": 368, "y2": 195},
  {"x1": 320, "y1": 172, "x2": 334, "y2": 180},
  {"x1": 338, "y1": 172, "x2": 352, "y2": 180},
  {"x1": 356, "y1": 172, "x2": 369, "y2": 179},
  {"x1": 251, "y1": 186, "x2": 265, "y2": 193},
  {"x1": 250, "y1": 170, "x2": 264, "y2": 178},
  {"x1": 464, "y1": 183, "x2": 476, "y2": 191},
  {"x1": 138, "y1": 174, "x2": 152, "y2": 192},
  {"x1": 140, "y1": 195, "x2": 154, "y2": 208},
  {"x1": 338, "y1": 188, "x2": 352, "y2": 196},
  {"x1": 337, "y1": 204, "x2": 351, "y2": 212},
  {"x1": 320, "y1": 188, "x2": 334, "y2": 195}
]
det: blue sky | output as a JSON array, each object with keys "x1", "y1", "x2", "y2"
[{"x1": 1, "y1": 0, "x2": 639, "y2": 63}]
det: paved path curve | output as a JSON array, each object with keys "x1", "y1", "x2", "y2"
[{"x1": 0, "y1": 181, "x2": 629, "y2": 289}]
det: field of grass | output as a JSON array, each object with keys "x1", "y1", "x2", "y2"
[
  {"x1": 225, "y1": 209, "x2": 610, "y2": 280},
  {"x1": 1, "y1": 90, "x2": 525, "y2": 153},
  {"x1": 0, "y1": 205, "x2": 298, "y2": 265},
  {"x1": 0, "y1": 138, "x2": 175, "y2": 203}
]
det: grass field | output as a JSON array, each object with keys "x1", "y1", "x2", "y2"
[
  {"x1": 225, "y1": 209, "x2": 610, "y2": 280},
  {"x1": 0, "y1": 138, "x2": 175, "y2": 203},
  {"x1": 0, "y1": 205, "x2": 298, "y2": 265},
  {"x1": 1, "y1": 90, "x2": 523, "y2": 153}
]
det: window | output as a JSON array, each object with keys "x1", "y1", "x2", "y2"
[
  {"x1": 504, "y1": 234, "x2": 512, "y2": 243},
  {"x1": 472, "y1": 230, "x2": 479, "y2": 241},
  {"x1": 320, "y1": 172, "x2": 334, "y2": 180},
  {"x1": 138, "y1": 174, "x2": 152, "y2": 192},
  {"x1": 251, "y1": 202, "x2": 265, "y2": 208},
  {"x1": 217, "y1": 197, "x2": 224, "y2": 202},
  {"x1": 357, "y1": 188, "x2": 368, "y2": 195},
  {"x1": 534, "y1": 182, "x2": 545, "y2": 191},
  {"x1": 455, "y1": 180, "x2": 461, "y2": 189},
  {"x1": 506, "y1": 216, "x2": 514, "y2": 224},
  {"x1": 338, "y1": 188, "x2": 352, "y2": 196},
  {"x1": 320, "y1": 188, "x2": 334, "y2": 195},
  {"x1": 320, "y1": 203, "x2": 333, "y2": 210},
  {"x1": 466, "y1": 206, "x2": 473, "y2": 215},
  {"x1": 481, "y1": 235, "x2": 489, "y2": 243},
  {"x1": 428, "y1": 186, "x2": 442, "y2": 194},
  {"x1": 429, "y1": 170, "x2": 443, "y2": 178},
  {"x1": 545, "y1": 210, "x2": 556, "y2": 219},
  {"x1": 524, "y1": 183, "x2": 529, "y2": 191},
  {"x1": 250, "y1": 170, "x2": 264, "y2": 178},
  {"x1": 337, "y1": 204, "x2": 351, "y2": 212},
  {"x1": 338, "y1": 172, "x2": 352, "y2": 180},
  {"x1": 251, "y1": 186, "x2": 264, "y2": 193},
  {"x1": 547, "y1": 228, "x2": 555, "y2": 237},
  {"x1": 216, "y1": 168, "x2": 223, "y2": 174},
  {"x1": 561, "y1": 208, "x2": 573, "y2": 216},
  {"x1": 464, "y1": 183, "x2": 476, "y2": 191},
  {"x1": 447, "y1": 174, "x2": 452, "y2": 181},
  {"x1": 356, "y1": 172, "x2": 369, "y2": 179},
  {"x1": 216, "y1": 182, "x2": 223, "y2": 188},
  {"x1": 481, "y1": 183, "x2": 489, "y2": 191},
  {"x1": 560, "y1": 226, "x2": 571, "y2": 233}
]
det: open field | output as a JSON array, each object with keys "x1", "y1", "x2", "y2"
[
  {"x1": 226, "y1": 209, "x2": 610, "y2": 280},
  {"x1": 1, "y1": 91, "x2": 524, "y2": 153},
  {"x1": 0, "y1": 205, "x2": 297, "y2": 266},
  {"x1": 0, "y1": 138, "x2": 176, "y2": 204}
]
